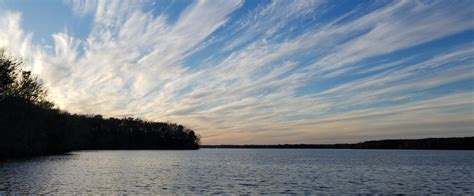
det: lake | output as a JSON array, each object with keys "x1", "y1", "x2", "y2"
[{"x1": 0, "y1": 149, "x2": 473, "y2": 194}]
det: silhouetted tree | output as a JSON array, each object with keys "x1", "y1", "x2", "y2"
[{"x1": 0, "y1": 49, "x2": 19, "y2": 99}]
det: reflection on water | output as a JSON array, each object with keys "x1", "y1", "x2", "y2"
[{"x1": 0, "y1": 149, "x2": 473, "y2": 194}]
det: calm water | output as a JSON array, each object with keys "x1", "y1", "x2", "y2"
[{"x1": 0, "y1": 149, "x2": 473, "y2": 194}]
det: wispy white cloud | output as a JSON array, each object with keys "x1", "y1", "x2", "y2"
[
  {"x1": 0, "y1": 0, "x2": 473, "y2": 144},
  {"x1": 0, "y1": 11, "x2": 34, "y2": 61},
  {"x1": 64, "y1": 0, "x2": 98, "y2": 16}
]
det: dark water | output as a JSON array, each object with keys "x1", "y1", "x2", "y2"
[{"x1": 0, "y1": 149, "x2": 473, "y2": 194}]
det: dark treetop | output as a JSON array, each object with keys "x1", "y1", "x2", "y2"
[{"x1": 0, "y1": 50, "x2": 200, "y2": 159}]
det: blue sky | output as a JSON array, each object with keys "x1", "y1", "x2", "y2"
[{"x1": 0, "y1": 0, "x2": 473, "y2": 144}]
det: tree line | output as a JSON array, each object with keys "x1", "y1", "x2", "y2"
[
  {"x1": 0, "y1": 50, "x2": 200, "y2": 159},
  {"x1": 202, "y1": 137, "x2": 474, "y2": 150}
]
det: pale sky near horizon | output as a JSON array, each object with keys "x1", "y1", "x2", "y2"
[{"x1": 0, "y1": 0, "x2": 473, "y2": 144}]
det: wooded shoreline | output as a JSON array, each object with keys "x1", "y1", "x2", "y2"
[
  {"x1": 1, "y1": 50, "x2": 200, "y2": 159},
  {"x1": 202, "y1": 137, "x2": 474, "y2": 150}
]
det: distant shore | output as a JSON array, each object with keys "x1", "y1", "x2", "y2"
[{"x1": 201, "y1": 136, "x2": 474, "y2": 150}]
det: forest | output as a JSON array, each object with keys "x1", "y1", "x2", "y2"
[
  {"x1": 202, "y1": 137, "x2": 474, "y2": 150},
  {"x1": 0, "y1": 50, "x2": 200, "y2": 159}
]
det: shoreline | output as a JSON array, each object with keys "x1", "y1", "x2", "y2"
[{"x1": 201, "y1": 136, "x2": 474, "y2": 150}]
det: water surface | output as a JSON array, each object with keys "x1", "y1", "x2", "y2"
[{"x1": 1, "y1": 149, "x2": 473, "y2": 194}]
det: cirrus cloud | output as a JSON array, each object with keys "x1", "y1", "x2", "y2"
[{"x1": 0, "y1": 0, "x2": 473, "y2": 144}]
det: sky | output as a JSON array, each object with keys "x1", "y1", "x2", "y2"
[{"x1": 0, "y1": 0, "x2": 473, "y2": 144}]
